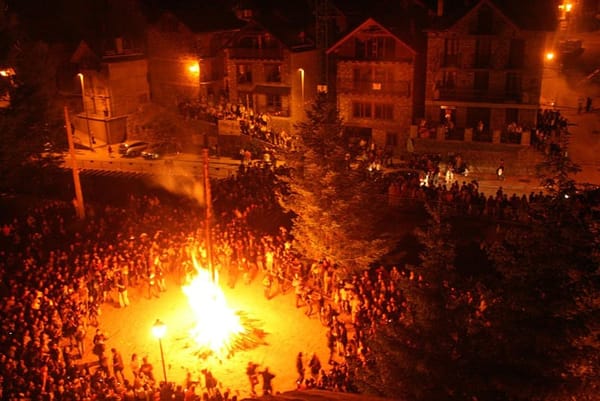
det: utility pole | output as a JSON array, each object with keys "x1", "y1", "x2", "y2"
[
  {"x1": 64, "y1": 106, "x2": 86, "y2": 219},
  {"x1": 202, "y1": 147, "x2": 214, "y2": 282}
]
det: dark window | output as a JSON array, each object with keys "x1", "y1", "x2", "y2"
[
  {"x1": 474, "y1": 71, "x2": 489, "y2": 92},
  {"x1": 475, "y1": 38, "x2": 491, "y2": 67},
  {"x1": 355, "y1": 37, "x2": 395, "y2": 59},
  {"x1": 374, "y1": 103, "x2": 394, "y2": 120},
  {"x1": 443, "y1": 38, "x2": 459, "y2": 66},
  {"x1": 442, "y1": 71, "x2": 456, "y2": 88},
  {"x1": 237, "y1": 64, "x2": 252, "y2": 84},
  {"x1": 476, "y1": 5, "x2": 493, "y2": 34},
  {"x1": 508, "y1": 39, "x2": 525, "y2": 68},
  {"x1": 505, "y1": 72, "x2": 521, "y2": 96},
  {"x1": 352, "y1": 102, "x2": 371, "y2": 118},
  {"x1": 267, "y1": 94, "x2": 282, "y2": 109},
  {"x1": 265, "y1": 64, "x2": 281, "y2": 82}
]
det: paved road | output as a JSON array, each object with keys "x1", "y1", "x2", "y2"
[{"x1": 63, "y1": 147, "x2": 242, "y2": 179}]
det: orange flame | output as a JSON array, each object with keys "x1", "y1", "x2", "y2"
[{"x1": 182, "y1": 254, "x2": 244, "y2": 355}]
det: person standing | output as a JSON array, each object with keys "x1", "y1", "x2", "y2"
[
  {"x1": 263, "y1": 274, "x2": 272, "y2": 300},
  {"x1": 130, "y1": 353, "x2": 140, "y2": 379},
  {"x1": 116, "y1": 271, "x2": 129, "y2": 308},
  {"x1": 260, "y1": 367, "x2": 275, "y2": 396},
  {"x1": 246, "y1": 362, "x2": 259, "y2": 396},
  {"x1": 74, "y1": 322, "x2": 86, "y2": 358},
  {"x1": 295, "y1": 352, "x2": 305, "y2": 387},
  {"x1": 308, "y1": 353, "x2": 321, "y2": 381},
  {"x1": 586, "y1": 96, "x2": 592, "y2": 113},
  {"x1": 111, "y1": 348, "x2": 126, "y2": 383}
]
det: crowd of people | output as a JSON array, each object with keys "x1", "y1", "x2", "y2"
[
  {"x1": 533, "y1": 108, "x2": 568, "y2": 152},
  {"x1": 177, "y1": 97, "x2": 292, "y2": 150},
  {"x1": 0, "y1": 164, "x2": 290, "y2": 400},
  {"x1": 0, "y1": 105, "x2": 591, "y2": 400}
]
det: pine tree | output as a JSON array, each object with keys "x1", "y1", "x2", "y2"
[
  {"x1": 353, "y1": 203, "x2": 492, "y2": 400},
  {"x1": 535, "y1": 124, "x2": 581, "y2": 197},
  {"x1": 0, "y1": 4, "x2": 66, "y2": 194},
  {"x1": 278, "y1": 92, "x2": 395, "y2": 273}
]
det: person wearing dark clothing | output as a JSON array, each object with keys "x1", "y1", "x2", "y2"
[
  {"x1": 246, "y1": 362, "x2": 259, "y2": 396},
  {"x1": 296, "y1": 352, "x2": 305, "y2": 387},
  {"x1": 260, "y1": 367, "x2": 275, "y2": 396},
  {"x1": 111, "y1": 348, "x2": 126, "y2": 383},
  {"x1": 308, "y1": 353, "x2": 321, "y2": 380}
]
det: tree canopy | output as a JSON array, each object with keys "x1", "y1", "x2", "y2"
[
  {"x1": 352, "y1": 127, "x2": 599, "y2": 401},
  {"x1": 277, "y1": 92, "x2": 397, "y2": 273}
]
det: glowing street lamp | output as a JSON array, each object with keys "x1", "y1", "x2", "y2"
[
  {"x1": 298, "y1": 68, "x2": 305, "y2": 105},
  {"x1": 188, "y1": 62, "x2": 199, "y2": 74},
  {"x1": 151, "y1": 319, "x2": 168, "y2": 384},
  {"x1": 545, "y1": 51, "x2": 555, "y2": 62}
]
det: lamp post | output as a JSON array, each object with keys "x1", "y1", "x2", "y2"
[
  {"x1": 151, "y1": 319, "x2": 168, "y2": 384},
  {"x1": 77, "y1": 73, "x2": 94, "y2": 151},
  {"x1": 298, "y1": 68, "x2": 305, "y2": 106}
]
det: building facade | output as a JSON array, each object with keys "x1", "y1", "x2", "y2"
[
  {"x1": 224, "y1": 21, "x2": 320, "y2": 134},
  {"x1": 71, "y1": 39, "x2": 150, "y2": 145},
  {"x1": 327, "y1": 18, "x2": 419, "y2": 152},
  {"x1": 146, "y1": 12, "x2": 241, "y2": 108},
  {"x1": 424, "y1": 0, "x2": 552, "y2": 144}
]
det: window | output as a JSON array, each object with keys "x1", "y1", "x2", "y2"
[
  {"x1": 374, "y1": 103, "x2": 394, "y2": 120},
  {"x1": 352, "y1": 102, "x2": 371, "y2": 118},
  {"x1": 373, "y1": 68, "x2": 393, "y2": 84},
  {"x1": 508, "y1": 39, "x2": 525, "y2": 68},
  {"x1": 236, "y1": 64, "x2": 252, "y2": 84},
  {"x1": 443, "y1": 38, "x2": 459, "y2": 66},
  {"x1": 396, "y1": 80, "x2": 411, "y2": 97},
  {"x1": 267, "y1": 94, "x2": 282, "y2": 109},
  {"x1": 442, "y1": 71, "x2": 456, "y2": 88},
  {"x1": 474, "y1": 71, "x2": 489, "y2": 91},
  {"x1": 476, "y1": 5, "x2": 493, "y2": 34},
  {"x1": 355, "y1": 37, "x2": 395, "y2": 59},
  {"x1": 475, "y1": 38, "x2": 491, "y2": 67},
  {"x1": 265, "y1": 64, "x2": 281, "y2": 82},
  {"x1": 505, "y1": 72, "x2": 521, "y2": 96}
]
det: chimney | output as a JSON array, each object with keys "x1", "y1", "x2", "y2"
[{"x1": 437, "y1": 0, "x2": 444, "y2": 16}]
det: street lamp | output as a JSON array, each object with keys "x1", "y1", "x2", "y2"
[
  {"x1": 77, "y1": 73, "x2": 94, "y2": 151},
  {"x1": 298, "y1": 68, "x2": 305, "y2": 106},
  {"x1": 151, "y1": 319, "x2": 168, "y2": 384}
]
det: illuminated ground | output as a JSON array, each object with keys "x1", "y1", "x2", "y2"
[{"x1": 88, "y1": 272, "x2": 330, "y2": 399}]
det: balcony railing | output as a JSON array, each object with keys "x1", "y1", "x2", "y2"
[
  {"x1": 228, "y1": 47, "x2": 284, "y2": 60},
  {"x1": 437, "y1": 87, "x2": 522, "y2": 103},
  {"x1": 337, "y1": 79, "x2": 410, "y2": 96}
]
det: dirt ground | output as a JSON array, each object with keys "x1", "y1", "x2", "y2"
[{"x1": 81, "y1": 273, "x2": 330, "y2": 400}]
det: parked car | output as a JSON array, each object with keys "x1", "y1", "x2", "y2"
[
  {"x1": 141, "y1": 141, "x2": 181, "y2": 160},
  {"x1": 119, "y1": 140, "x2": 149, "y2": 157}
]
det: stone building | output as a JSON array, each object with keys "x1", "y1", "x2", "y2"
[
  {"x1": 327, "y1": 17, "x2": 422, "y2": 152},
  {"x1": 223, "y1": 19, "x2": 320, "y2": 135},
  {"x1": 146, "y1": 8, "x2": 244, "y2": 108},
  {"x1": 424, "y1": 0, "x2": 555, "y2": 144},
  {"x1": 71, "y1": 39, "x2": 150, "y2": 145}
]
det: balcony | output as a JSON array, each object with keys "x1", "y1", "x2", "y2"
[
  {"x1": 437, "y1": 87, "x2": 522, "y2": 103},
  {"x1": 228, "y1": 47, "x2": 284, "y2": 60},
  {"x1": 337, "y1": 79, "x2": 411, "y2": 97}
]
